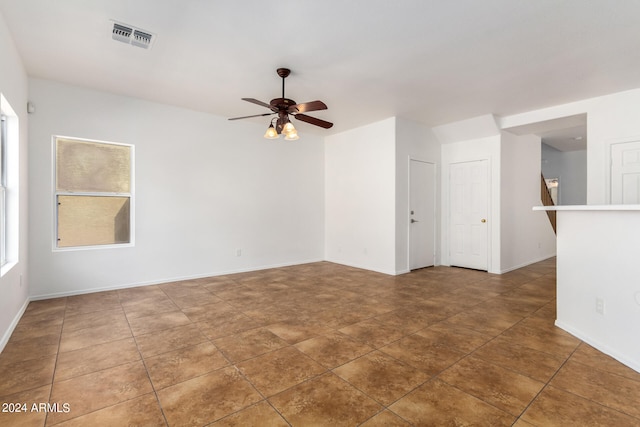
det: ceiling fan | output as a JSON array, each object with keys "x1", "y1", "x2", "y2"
[{"x1": 228, "y1": 68, "x2": 333, "y2": 139}]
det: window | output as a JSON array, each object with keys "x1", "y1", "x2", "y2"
[
  {"x1": 54, "y1": 137, "x2": 133, "y2": 249},
  {"x1": 1, "y1": 114, "x2": 7, "y2": 266},
  {"x1": 0, "y1": 94, "x2": 18, "y2": 274}
]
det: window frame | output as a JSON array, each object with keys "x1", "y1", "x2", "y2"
[
  {"x1": 1, "y1": 113, "x2": 7, "y2": 266},
  {"x1": 0, "y1": 94, "x2": 18, "y2": 277},
  {"x1": 52, "y1": 135, "x2": 135, "y2": 251}
]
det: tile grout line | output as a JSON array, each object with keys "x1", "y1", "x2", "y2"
[
  {"x1": 512, "y1": 341, "x2": 582, "y2": 424},
  {"x1": 50, "y1": 292, "x2": 175, "y2": 426},
  {"x1": 422, "y1": 273, "x2": 561, "y2": 424},
  {"x1": 9, "y1": 259, "x2": 638, "y2": 425},
  {"x1": 43, "y1": 296, "x2": 68, "y2": 427},
  {"x1": 537, "y1": 346, "x2": 640, "y2": 422},
  {"x1": 123, "y1": 289, "x2": 171, "y2": 427},
  {"x1": 175, "y1": 280, "x2": 295, "y2": 426}
]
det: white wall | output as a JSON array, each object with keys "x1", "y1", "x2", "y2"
[
  {"x1": 324, "y1": 118, "x2": 397, "y2": 274},
  {"x1": 395, "y1": 117, "x2": 441, "y2": 273},
  {"x1": 500, "y1": 88, "x2": 640, "y2": 204},
  {"x1": 541, "y1": 143, "x2": 587, "y2": 205},
  {"x1": 555, "y1": 209, "x2": 640, "y2": 372},
  {"x1": 441, "y1": 135, "x2": 502, "y2": 273},
  {"x1": 0, "y1": 11, "x2": 30, "y2": 351},
  {"x1": 501, "y1": 132, "x2": 556, "y2": 272},
  {"x1": 500, "y1": 90, "x2": 640, "y2": 373},
  {"x1": 560, "y1": 150, "x2": 588, "y2": 205},
  {"x1": 587, "y1": 89, "x2": 640, "y2": 204},
  {"x1": 28, "y1": 79, "x2": 325, "y2": 298}
]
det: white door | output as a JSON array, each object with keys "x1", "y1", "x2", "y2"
[
  {"x1": 449, "y1": 160, "x2": 488, "y2": 270},
  {"x1": 611, "y1": 141, "x2": 640, "y2": 204},
  {"x1": 409, "y1": 160, "x2": 435, "y2": 270}
]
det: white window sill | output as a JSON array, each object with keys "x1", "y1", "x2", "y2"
[{"x1": 1, "y1": 260, "x2": 17, "y2": 278}]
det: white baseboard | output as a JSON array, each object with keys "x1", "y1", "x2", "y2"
[
  {"x1": 6, "y1": 260, "x2": 327, "y2": 350},
  {"x1": 555, "y1": 320, "x2": 640, "y2": 374},
  {"x1": 29, "y1": 253, "x2": 558, "y2": 302},
  {"x1": 322, "y1": 259, "x2": 399, "y2": 276},
  {"x1": 29, "y1": 258, "x2": 326, "y2": 300},
  {"x1": 0, "y1": 297, "x2": 30, "y2": 353},
  {"x1": 498, "y1": 253, "x2": 557, "y2": 274}
]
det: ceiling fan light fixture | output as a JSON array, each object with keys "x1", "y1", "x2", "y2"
[
  {"x1": 229, "y1": 68, "x2": 333, "y2": 140},
  {"x1": 284, "y1": 129, "x2": 299, "y2": 140},
  {"x1": 282, "y1": 121, "x2": 296, "y2": 136},
  {"x1": 264, "y1": 123, "x2": 279, "y2": 139}
]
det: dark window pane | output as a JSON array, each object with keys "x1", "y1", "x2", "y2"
[
  {"x1": 56, "y1": 138, "x2": 131, "y2": 193},
  {"x1": 57, "y1": 195, "x2": 130, "y2": 247}
]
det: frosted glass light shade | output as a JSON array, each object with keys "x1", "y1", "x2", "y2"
[
  {"x1": 264, "y1": 124, "x2": 279, "y2": 139},
  {"x1": 284, "y1": 129, "x2": 299, "y2": 140},
  {"x1": 282, "y1": 122, "x2": 296, "y2": 135}
]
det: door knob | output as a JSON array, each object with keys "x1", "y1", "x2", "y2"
[
  {"x1": 481, "y1": 218, "x2": 487, "y2": 223},
  {"x1": 411, "y1": 219, "x2": 419, "y2": 223}
]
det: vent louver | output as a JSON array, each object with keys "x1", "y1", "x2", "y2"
[
  {"x1": 111, "y1": 21, "x2": 155, "y2": 49},
  {"x1": 132, "y1": 30, "x2": 153, "y2": 48},
  {"x1": 112, "y1": 23, "x2": 132, "y2": 43}
]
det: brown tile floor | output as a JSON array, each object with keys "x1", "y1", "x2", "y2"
[{"x1": 1, "y1": 258, "x2": 640, "y2": 426}]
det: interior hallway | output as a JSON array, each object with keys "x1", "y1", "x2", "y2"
[{"x1": 1, "y1": 258, "x2": 639, "y2": 426}]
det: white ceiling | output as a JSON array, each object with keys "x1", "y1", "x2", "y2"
[
  {"x1": 1, "y1": 0, "x2": 640, "y2": 138},
  {"x1": 504, "y1": 114, "x2": 588, "y2": 152}
]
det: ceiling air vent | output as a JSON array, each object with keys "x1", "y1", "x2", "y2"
[
  {"x1": 132, "y1": 30, "x2": 153, "y2": 48},
  {"x1": 112, "y1": 23, "x2": 132, "y2": 43},
  {"x1": 111, "y1": 21, "x2": 155, "y2": 49}
]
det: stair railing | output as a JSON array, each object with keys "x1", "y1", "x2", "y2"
[{"x1": 541, "y1": 174, "x2": 557, "y2": 234}]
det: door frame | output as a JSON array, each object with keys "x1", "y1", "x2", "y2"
[
  {"x1": 608, "y1": 137, "x2": 640, "y2": 204},
  {"x1": 407, "y1": 158, "x2": 436, "y2": 271}
]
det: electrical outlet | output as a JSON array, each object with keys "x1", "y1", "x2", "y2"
[
  {"x1": 236, "y1": 249, "x2": 242, "y2": 257},
  {"x1": 595, "y1": 297, "x2": 605, "y2": 315}
]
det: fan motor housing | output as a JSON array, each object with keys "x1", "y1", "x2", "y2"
[{"x1": 270, "y1": 98, "x2": 298, "y2": 112}]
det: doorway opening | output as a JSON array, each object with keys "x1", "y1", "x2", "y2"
[{"x1": 504, "y1": 113, "x2": 587, "y2": 206}]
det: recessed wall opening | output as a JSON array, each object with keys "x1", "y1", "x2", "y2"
[{"x1": 504, "y1": 114, "x2": 588, "y2": 206}]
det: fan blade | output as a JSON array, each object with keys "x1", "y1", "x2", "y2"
[
  {"x1": 294, "y1": 114, "x2": 333, "y2": 129},
  {"x1": 228, "y1": 112, "x2": 273, "y2": 120},
  {"x1": 289, "y1": 100, "x2": 327, "y2": 114},
  {"x1": 241, "y1": 98, "x2": 274, "y2": 110}
]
